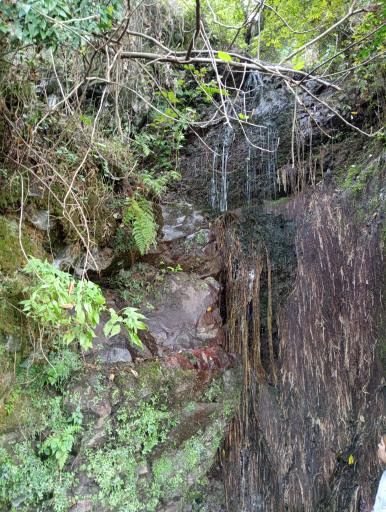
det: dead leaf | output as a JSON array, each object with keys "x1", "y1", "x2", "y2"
[{"x1": 60, "y1": 303, "x2": 75, "y2": 309}]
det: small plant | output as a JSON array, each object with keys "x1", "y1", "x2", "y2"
[
  {"x1": 103, "y1": 307, "x2": 147, "y2": 348},
  {"x1": 39, "y1": 407, "x2": 83, "y2": 469},
  {"x1": 38, "y1": 347, "x2": 82, "y2": 389},
  {"x1": 21, "y1": 257, "x2": 147, "y2": 350},
  {"x1": 159, "y1": 261, "x2": 183, "y2": 273},
  {"x1": 203, "y1": 378, "x2": 223, "y2": 403},
  {"x1": 116, "y1": 398, "x2": 175, "y2": 455},
  {"x1": 123, "y1": 194, "x2": 157, "y2": 255}
]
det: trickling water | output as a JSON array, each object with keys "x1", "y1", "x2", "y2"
[
  {"x1": 209, "y1": 71, "x2": 279, "y2": 211},
  {"x1": 211, "y1": 124, "x2": 235, "y2": 212},
  {"x1": 211, "y1": 151, "x2": 218, "y2": 209}
]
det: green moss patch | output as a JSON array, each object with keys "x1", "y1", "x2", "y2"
[{"x1": 0, "y1": 216, "x2": 45, "y2": 275}]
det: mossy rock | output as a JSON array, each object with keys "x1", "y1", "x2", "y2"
[
  {"x1": 0, "y1": 216, "x2": 45, "y2": 274},
  {"x1": 0, "y1": 216, "x2": 46, "y2": 341}
]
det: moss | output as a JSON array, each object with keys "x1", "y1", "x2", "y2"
[
  {"x1": 0, "y1": 216, "x2": 45, "y2": 274},
  {"x1": 1, "y1": 352, "x2": 241, "y2": 511},
  {"x1": 151, "y1": 420, "x2": 225, "y2": 503},
  {"x1": 0, "y1": 169, "x2": 21, "y2": 213}
]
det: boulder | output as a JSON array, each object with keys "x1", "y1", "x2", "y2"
[
  {"x1": 144, "y1": 203, "x2": 221, "y2": 277},
  {"x1": 139, "y1": 272, "x2": 223, "y2": 355},
  {"x1": 160, "y1": 203, "x2": 207, "y2": 242},
  {"x1": 29, "y1": 210, "x2": 53, "y2": 231}
]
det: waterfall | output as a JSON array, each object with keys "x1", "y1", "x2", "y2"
[
  {"x1": 211, "y1": 124, "x2": 235, "y2": 212},
  {"x1": 209, "y1": 71, "x2": 279, "y2": 212}
]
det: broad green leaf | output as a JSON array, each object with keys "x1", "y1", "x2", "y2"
[
  {"x1": 110, "y1": 323, "x2": 121, "y2": 337},
  {"x1": 293, "y1": 60, "x2": 305, "y2": 71},
  {"x1": 80, "y1": 114, "x2": 93, "y2": 126},
  {"x1": 217, "y1": 51, "x2": 232, "y2": 63}
]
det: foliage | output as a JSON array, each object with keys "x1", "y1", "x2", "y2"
[
  {"x1": 103, "y1": 306, "x2": 147, "y2": 348},
  {"x1": 256, "y1": 0, "x2": 349, "y2": 62},
  {"x1": 20, "y1": 257, "x2": 147, "y2": 349},
  {"x1": 110, "y1": 263, "x2": 166, "y2": 307},
  {"x1": 139, "y1": 169, "x2": 181, "y2": 197},
  {"x1": 0, "y1": 393, "x2": 81, "y2": 510},
  {"x1": 39, "y1": 406, "x2": 83, "y2": 469},
  {"x1": 184, "y1": 0, "x2": 246, "y2": 47},
  {"x1": 123, "y1": 195, "x2": 158, "y2": 255},
  {"x1": 36, "y1": 347, "x2": 82, "y2": 389},
  {"x1": 21, "y1": 257, "x2": 105, "y2": 349},
  {"x1": 0, "y1": 0, "x2": 123, "y2": 50},
  {"x1": 116, "y1": 397, "x2": 176, "y2": 455},
  {"x1": 87, "y1": 447, "x2": 141, "y2": 511},
  {"x1": 151, "y1": 423, "x2": 224, "y2": 501},
  {"x1": 0, "y1": 443, "x2": 75, "y2": 511}
]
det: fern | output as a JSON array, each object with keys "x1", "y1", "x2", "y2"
[
  {"x1": 140, "y1": 172, "x2": 169, "y2": 197},
  {"x1": 123, "y1": 195, "x2": 157, "y2": 255},
  {"x1": 139, "y1": 170, "x2": 181, "y2": 198}
]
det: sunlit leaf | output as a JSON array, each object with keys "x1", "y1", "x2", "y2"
[{"x1": 217, "y1": 51, "x2": 232, "y2": 62}]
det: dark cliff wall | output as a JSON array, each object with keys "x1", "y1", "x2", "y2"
[{"x1": 218, "y1": 178, "x2": 385, "y2": 511}]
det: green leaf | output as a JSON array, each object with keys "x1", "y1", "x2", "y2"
[
  {"x1": 217, "y1": 51, "x2": 232, "y2": 63},
  {"x1": 128, "y1": 331, "x2": 143, "y2": 348},
  {"x1": 293, "y1": 60, "x2": 305, "y2": 71},
  {"x1": 80, "y1": 115, "x2": 93, "y2": 126},
  {"x1": 110, "y1": 323, "x2": 121, "y2": 337}
]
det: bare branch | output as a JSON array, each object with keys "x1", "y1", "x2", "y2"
[
  {"x1": 297, "y1": 83, "x2": 381, "y2": 138},
  {"x1": 119, "y1": 50, "x2": 341, "y2": 90},
  {"x1": 280, "y1": 6, "x2": 371, "y2": 65},
  {"x1": 186, "y1": 0, "x2": 201, "y2": 60},
  {"x1": 298, "y1": 22, "x2": 386, "y2": 85}
]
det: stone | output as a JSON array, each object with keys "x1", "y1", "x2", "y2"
[
  {"x1": 29, "y1": 210, "x2": 52, "y2": 231},
  {"x1": 84, "y1": 428, "x2": 107, "y2": 449},
  {"x1": 136, "y1": 462, "x2": 150, "y2": 477},
  {"x1": 69, "y1": 501, "x2": 94, "y2": 512},
  {"x1": 139, "y1": 272, "x2": 223, "y2": 355},
  {"x1": 98, "y1": 346, "x2": 132, "y2": 364},
  {"x1": 74, "y1": 247, "x2": 114, "y2": 277},
  {"x1": 144, "y1": 203, "x2": 221, "y2": 277},
  {"x1": 53, "y1": 246, "x2": 115, "y2": 276},
  {"x1": 165, "y1": 346, "x2": 235, "y2": 372},
  {"x1": 4, "y1": 335, "x2": 22, "y2": 352},
  {"x1": 160, "y1": 203, "x2": 207, "y2": 242},
  {"x1": 65, "y1": 372, "x2": 111, "y2": 428},
  {"x1": 53, "y1": 245, "x2": 80, "y2": 271}
]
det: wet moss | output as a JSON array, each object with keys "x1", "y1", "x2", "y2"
[{"x1": 0, "y1": 216, "x2": 45, "y2": 274}]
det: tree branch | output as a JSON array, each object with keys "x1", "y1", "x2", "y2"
[
  {"x1": 119, "y1": 50, "x2": 341, "y2": 90},
  {"x1": 186, "y1": 0, "x2": 201, "y2": 60},
  {"x1": 280, "y1": 6, "x2": 371, "y2": 64}
]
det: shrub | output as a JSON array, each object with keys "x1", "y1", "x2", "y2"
[{"x1": 21, "y1": 257, "x2": 147, "y2": 350}]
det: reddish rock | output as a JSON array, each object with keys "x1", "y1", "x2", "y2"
[{"x1": 165, "y1": 346, "x2": 236, "y2": 371}]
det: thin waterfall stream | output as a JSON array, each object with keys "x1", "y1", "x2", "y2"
[{"x1": 210, "y1": 72, "x2": 279, "y2": 212}]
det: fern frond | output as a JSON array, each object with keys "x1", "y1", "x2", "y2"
[
  {"x1": 123, "y1": 196, "x2": 157, "y2": 255},
  {"x1": 140, "y1": 172, "x2": 168, "y2": 197}
]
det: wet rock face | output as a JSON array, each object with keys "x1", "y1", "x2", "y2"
[
  {"x1": 160, "y1": 203, "x2": 207, "y2": 242},
  {"x1": 140, "y1": 272, "x2": 223, "y2": 356},
  {"x1": 221, "y1": 184, "x2": 386, "y2": 512},
  {"x1": 179, "y1": 73, "x2": 347, "y2": 213},
  {"x1": 145, "y1": 202, "x2": 221, "y2": 277}
]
